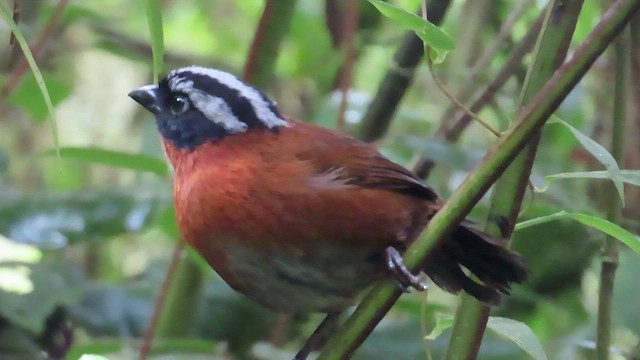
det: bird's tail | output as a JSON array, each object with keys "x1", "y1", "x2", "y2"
[{"x1": 422, "y1": 222, "x2": 528, "y2": 305}]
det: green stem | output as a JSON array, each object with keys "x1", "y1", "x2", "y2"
[
  {"x1": 445, "y1": 3, "x2": 584, "y2": 358},
  {"x1": 317, "y1": 1, "x2": 640, "y2": 358},
  {"x1": 596, "y1": 21, "x2": 628, "y2": 360},
  {"x1": 156, "y1": 248, "x2": 204, "y2": 337}
]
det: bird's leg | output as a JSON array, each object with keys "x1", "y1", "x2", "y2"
[
  {"x1": 385, "y1": 246, "x2": 428, "y2": 292},
  {"x1": 294, "y1": 312, "x2": 341, "y2": 360}
]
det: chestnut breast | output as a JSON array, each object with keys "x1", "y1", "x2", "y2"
[{"x1": 165, "y1": 120, "x2": 432, "y2": 313}]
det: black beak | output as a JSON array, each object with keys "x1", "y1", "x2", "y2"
[{"x1": 128, "y1": 85, "x2": 162, "y2": 114}]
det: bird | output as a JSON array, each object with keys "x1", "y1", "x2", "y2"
[{"x1": 128, "y1": 65, "x2": 528, "y2": 359}]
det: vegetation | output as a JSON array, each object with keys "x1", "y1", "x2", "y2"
[{"x1": 0, "y1": 0, "x2": 639, "y2": 359}]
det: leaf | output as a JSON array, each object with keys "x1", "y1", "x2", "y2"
[
  {"x1": 486, "y1": 317, "x2": 548, "y2": 360},
  {"x1": 0, "y1": 190, "x2": 169, "y2": 248},
  {"x1": 0, "y1": 2, "x2": 60, "y2": 153},
  {"x1": 146, "y1": 0, "x2": 165, "y2": 82},
  {"x1": 549, "y1": 118, "x2": 625, "y2": 206},
  {"x1": 424, "y1": 316, "x2": 454, "y2": 340},
  {"x1": 8, "y1": 73, "x2": 72, "y2": 122},
  {"x1": 515, "y1": 211, "x2": 640, "y2": 254},
  {"x1": 367, "y1": 0, "x2": 454, "y2": 63},
  {"x1": 612, "y1": 250, "x2": 640, "y2": 335},
  {"x1": 535, "y1": 169, "x2": 640, "y2": 192},
  {"x1": 44, "y1": 147, "x2": 169, "y2": 177},
  {"x1": 0, "y1": 260, "x2": 84, "y2": 333}
]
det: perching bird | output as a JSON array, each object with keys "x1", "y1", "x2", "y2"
[{"x1": 129, "y1": 66, "x2": 528, "y2": 359}]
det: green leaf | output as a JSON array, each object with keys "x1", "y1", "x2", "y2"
[
  {"x1": 0, "y1": 2, "x2": 60, "y2": 153},
  {"x1": 486, "y1": 317, "x2": 548, "y2": 360},
  {"x1": 536, "y1": 169, "x2": 640, "y2": 192},
  {"x1": 367, "y1": 0, "x2": 454, "y2": 63},
  {"x1": 44, "y1": 147, "x2": 169, "y2": 177},
  {"x1": 549, "y1": 118, "x2": 625, "y2": 205},
  {"x1": 146, "y1": 0, "x2": 165, "y2": 82},
  {"x1": 424, "y1": 316, "x2": 454, "y2": 340},
  {"x1": 8, "y1": 73, "x2": 72, "y2": 122},
  {"x1": 515, "y1": 211, "x2": 640, "y2": 254},
  {"x1": 0, "y1": 260, "x2": 83, "y2": 333}
]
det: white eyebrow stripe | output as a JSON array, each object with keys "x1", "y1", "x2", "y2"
[
  {"x1": 189, "y1": 92, "x2": 248, "y2": 133},
  {"x1": 167, "y1": 66, "x2": 288, "y2": 129},
  {"x1": 167, "y1": 76, "x2": 248, "y2": 133}
]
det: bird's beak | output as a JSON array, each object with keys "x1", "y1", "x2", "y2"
[{"x1": 128, "y1": 84, "x2": 162, "y2": 114}]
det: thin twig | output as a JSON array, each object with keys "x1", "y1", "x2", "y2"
[
  {"x1": 437, "y1": 0, "x2": 535, "y2": 125},
  {"x1": 5, "y1": 0, "x2": 20, "y2": 70},
  {"x1": 336, "y1": 0, "x2": 360, "y2": 130},
  {"x1": 413, "y1": 11, "x2": 544, "y2": 178},
  {"x1": 426, "y1": 52, "x2": 501, "y2": 137},
  {"x1": 138, "y1": 240, "x2": 185, "y2": 360},
  {"x1": 0, "y1": 0, "x2": 69, "y2": 98}
]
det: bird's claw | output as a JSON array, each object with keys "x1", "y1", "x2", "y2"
[{"x1": 385, "y1": 246, "x2": 428, "y2": 292}]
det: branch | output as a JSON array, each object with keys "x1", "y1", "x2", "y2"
[
  {"x1": 317, "y1": 1, "x2": 640, "y2": 358},
  {"x1": 596, "y1": 16, "x2": 628, "y2": 360},
  {"x1": 336, "y1": 0, "x2": 360, "y2": 130},
  {"x1": 243, "y1": 0, "x2": 298, "y2": 87}
]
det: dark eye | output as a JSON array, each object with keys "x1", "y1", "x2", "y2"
[{"x1": 169, "y1": 95, "x2": 189, "y2": 115}]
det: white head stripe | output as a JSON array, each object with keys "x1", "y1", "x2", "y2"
[
  {"x1": 167, "y1": 66, "x2": 288, "y2": 130},
  {"x1": 189, "y1": 92, "x2": 248, "y2": 132}
]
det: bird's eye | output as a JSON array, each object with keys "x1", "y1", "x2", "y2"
[{"x1": 169, "y1": 95, "x2": 189, "y2": 115}]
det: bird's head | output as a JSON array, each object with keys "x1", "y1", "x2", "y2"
[{"x1": 128, "y1": 66, "x2": 288, "y2": 151}]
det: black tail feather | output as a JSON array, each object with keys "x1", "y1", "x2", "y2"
[{"x1": 423, "y1": 223, "x2": 528, "y2": 305}]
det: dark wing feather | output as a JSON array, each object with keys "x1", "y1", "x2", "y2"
[{"x1": 292, "y1": 122, "x2": 438, "y2": 201}]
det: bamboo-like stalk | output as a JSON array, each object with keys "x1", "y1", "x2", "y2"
[
  {"x1": 317, "y1": 1, "x2": 640, "y2": 358},
  {"x1": 155, "y1": 249, "x2": 205, "y2": 337},
  {"x1": 139, "y1": 240, "x2": 185, "y2": 360},
  {"x1": 444, "y1": 1, "x2": 584, "y2": 359},
  {"x1": 596, "y1": 21, "x2": 628, "y2": 360},
  {"x1": 358, "y1": 0, "x2": 451, "y2": 142},
  {"x1": 243, "y1": 0, "x2": 298, "y2": 88}
]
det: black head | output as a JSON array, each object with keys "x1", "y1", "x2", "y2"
[{"x1": 128, "y1": 66, "x2": 288, "y2": 151}]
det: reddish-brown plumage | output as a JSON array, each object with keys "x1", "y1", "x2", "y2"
[
  {"x1": 131, "y1": 65, "x2": 528, "y2": 311},
  {"x1": 162, "y1": 119, "x2": 440, "y2": 312},
  {"x1": 129, "y1": 66, "x2": 528, "y2": 358}
]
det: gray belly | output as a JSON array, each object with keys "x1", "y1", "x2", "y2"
[{"x1": 218, "y1": 243, "x2": 385, "y2": 313}]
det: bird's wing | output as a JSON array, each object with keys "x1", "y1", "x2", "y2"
[{"x1": 290, "y1": 122, "x2": 439, "y2": 201}]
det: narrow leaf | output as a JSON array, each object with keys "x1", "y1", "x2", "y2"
[
  {"x1": 549, "y1": 118, "x2": 625, "y2": 205},
  {"x1": 487, "y1": 317, "x2": 548, "y2": 360},
  {"x1": 515, "y1": 211, "x2": 640, "y2": 254},
  {"x1": 535, "y1": 169, "x2": 640, "y2": 192},
  {"x1": 367, "y1": 0, "x2": 453, "y2": 63},
  {"x1": 0, "y1": 2, "x2": 60, "y2": 154},
  {"x1": 43, "y1": 147, "x2": 169, "y2": 177},
  {"x1": 145, "y1": 0, "x2": 164, "y2": 82}
]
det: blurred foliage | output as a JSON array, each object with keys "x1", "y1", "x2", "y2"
[{"x1": 0, "y1": 0, "x2": 639, "y2": 359}]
